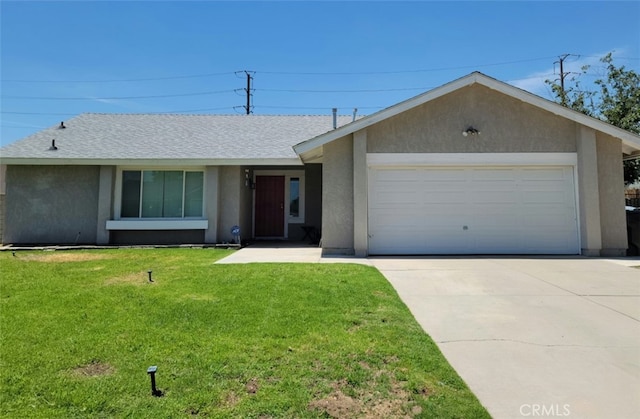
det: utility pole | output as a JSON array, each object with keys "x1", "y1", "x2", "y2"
[
  {"x1": 555, "y1": 54, "x2": 572, "y2": 106},
  {"x1": 244, "y1": 71, "x2": 254, "y2": 115}
]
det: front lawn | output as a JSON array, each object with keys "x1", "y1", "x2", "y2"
[{"x1": 0, "y1": 248, "x2": 488, "y2": 418}]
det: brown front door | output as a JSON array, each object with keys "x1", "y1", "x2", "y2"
[{"x1": 255, "y1": 175, "x2": 285, "y2": 237}]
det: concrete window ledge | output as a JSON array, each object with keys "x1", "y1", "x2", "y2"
[{"x1": 106, "y1": 220, "x2": 209, "y2": 230}]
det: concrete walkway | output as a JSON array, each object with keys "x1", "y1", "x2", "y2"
[
  {"x1": 215, "y1": 242, "x2": 372, "y2": 265},
  {"x1": 216, "y1": 246, "x2": 640, "y2": 418}
]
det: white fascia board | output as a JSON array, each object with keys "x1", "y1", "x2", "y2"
[
  {"x1": 0, "y1": 157, "x2": 304, "y2": 166},
  {"x1": 106, "y1": 219, "x2": 209, "y2": 230},
  {"x1": 298, "y1": 146, "x2": 324, "y2": 163},
  {"x1": 368, "y1": 153, "x2": 578, "y2": 167}
]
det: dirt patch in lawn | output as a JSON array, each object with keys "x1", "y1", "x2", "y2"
[
  {"x1": 71, "y1": 360, "x2": 115, "y2": 378},
  {"x1": 245, "y1": 378, "x2": 259, "y2": 394},
  {"x1": 308, "y1": 377, "x2": 419, "y2": 418},
  {"x1": 20, "y1": 252, "x2": 111, "y2": 263},
  {"x1": 223, "y1": 391, "x2": 240, "y2": 408}
]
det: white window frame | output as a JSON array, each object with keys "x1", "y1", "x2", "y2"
[{"x1": 110, "y1": 167, "x2": 207, "y2": 230}]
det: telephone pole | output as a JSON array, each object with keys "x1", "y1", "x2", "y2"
[
  {"x1": 244, "y1": 71, "x2": 254, "y2": 115},
  {"x1": 555, "y1": 54, "x2": 572, "y2": 106}
]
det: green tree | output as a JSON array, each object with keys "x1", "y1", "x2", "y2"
[{"x1": 546, "y1": 53, "x2": 640, "y2": 184}]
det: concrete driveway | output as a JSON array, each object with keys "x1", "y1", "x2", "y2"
[{"x1": 371, "y1": 257, "x2": 640, "y2": 419}]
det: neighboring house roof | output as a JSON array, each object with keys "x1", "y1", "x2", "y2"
[
  {"x1": 0, "y1": 113, "x2": 354, "y2": 165},
  {"x1": 294, "y1": 72, "x2": 640, "y2": 160}
]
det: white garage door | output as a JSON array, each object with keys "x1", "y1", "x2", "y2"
[{"x1": 368, "y1": 166, "x2": 579, "y2": 255}]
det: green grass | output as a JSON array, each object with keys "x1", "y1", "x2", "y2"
[{"x1": 0, "y1": 248, "x2": 489, "y2": 418}]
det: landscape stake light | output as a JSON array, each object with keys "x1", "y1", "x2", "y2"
[
  {"x1": 147, "y1": 366, "x2": 161, "y2": 396},
  {"x1": 147, "y1": 270, "x2": 153, "y2": 282}
]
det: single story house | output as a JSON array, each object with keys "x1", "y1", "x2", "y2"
[{"x1": 2, "y1": 72, "x2": 640, "y2": 256}]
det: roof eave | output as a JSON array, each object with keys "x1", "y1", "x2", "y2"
[{"x1": 0, "y1": 157, "x2": 304, "y2": 166}]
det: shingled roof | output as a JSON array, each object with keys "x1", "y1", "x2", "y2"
[{"x1": 1, "y1": 113, "x2": 354, "y2": 165}]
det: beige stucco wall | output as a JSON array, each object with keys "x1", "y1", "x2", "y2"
[
  {"x1": 353, "y1": 131, "x2": 368, "y2": 256},
  {"x1": 303, "y1": 163, "x2": 322, "y2": 233},
  {"x1": 96, "y1": 166, "x2": 115, "y2": 245},
  {"x1": 322, "y1": 135, "x2": 354, "y2": 254},
  {"x1": 218, "y1": 166, "x2": 243, "y2": 243},
  {"x1": 5, "y1": 165, "x2": 100, "y2": 244},
  {"x1": 368, "y1": 84, "x2": 576, "y2": 153},
  {"x1": 576, "y1": 126, "x2": 602, "y2": 256},
  {"x1": 204, "y1": 166, "x2": 220, "y2": 243},
  {"x1": 597, "y1": 133, "x2": 627, "y2": 255}
]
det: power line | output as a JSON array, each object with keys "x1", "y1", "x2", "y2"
[
  {"x1": 3, "y1": 55, "x2": 637, "y2": 84},
  {"x1": 0, "y1": 107, "x2": 239, "y2": 116},
  {"x1": 1, "y1": 105, "x2": 382, "y2": 116},
  {"x1": 0, "y1": 56, "x2": 582, "y2": 84},
  {"x1": 2, "y1": 89, "x2": 236, "y2": 101},
  {"x1": 257, "y1": 86, "x2": 434, "y2": 93},
  {"x1": 2, "y1": 71, "x2": 237, "y2": 83},
  {"x1": 255, "y1": 57, "x2": 559, "y2": 75},
  {"x1": 257, "y1": 105, "x2": 383, "y2": 110},
  {"x1": 1, "y1": 111, "x2": 77, "y2": 116}
]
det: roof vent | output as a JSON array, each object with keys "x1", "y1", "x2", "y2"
[
  {"x1": 49, "y1": 139, "x2": 58, "y2": 151},
  {"x1": 332, "y1": 108, "x2": 337, "y2": 129},
  {"x1": 58, "y1": 121, "x2": 66, "y2": 129}
]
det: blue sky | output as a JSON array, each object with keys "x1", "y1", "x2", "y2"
[{"x1": 1, "y1": 1, "x2": 639, "y2": 146}]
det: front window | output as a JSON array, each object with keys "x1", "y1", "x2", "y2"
[{"x1": 121, "y1": 170, "x2": 203, "y2": 218}]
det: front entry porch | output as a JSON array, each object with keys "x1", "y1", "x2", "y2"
[{"x1": 248, "y1": 165, "x2": 322, "y2": 242}]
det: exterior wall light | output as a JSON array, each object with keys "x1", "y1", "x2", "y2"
[
  {"x1": 245, "y1": 169, "x2": 255, "y2": 189},
  {"x1": 462, "y1": 127, "x2": 480, "y2": 137}
]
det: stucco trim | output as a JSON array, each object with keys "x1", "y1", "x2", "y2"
[{"x1": 367, "y1": 153, "x2": 578, "y2": 167}]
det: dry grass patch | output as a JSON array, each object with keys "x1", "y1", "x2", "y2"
[
  {"x1": 308, "y1": 375, "x2": 422, "y2": 419},
  {"x1": 223, "y1": 391, "x2": 240, "y2": 408},
  {"x1": 180, "y1": 293, "x2": 219, "y2": 302},
  {"x1": 71, "y1": 360, "x2": 115, "y2": 378},
  {"x1": 18, "y1": 252, "x2": 112, "y2": 263},
  {"x1": 104, "y1": 271, "x2": 151, "y2": 286}
]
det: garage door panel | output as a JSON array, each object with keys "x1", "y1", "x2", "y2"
[
  {"x1": 372, "y1": 193, "x2": 419, "y2": 207},
  {"x1": 421, "y1": 169, "x2": 469, "y2": 180},
  {"x1": 474, "y1": 215, "x2": 519, "y2": 228},
  {"x1": 422, "y1": 191, "x2": 468, "y2": 204},
  {"x1": 521, "y1": 167, "x2": 567, "y2": 180},
  {"x1": 473, "y1": 191, "x2": 519, "y2": 203},
  {"x1": 473, "y1": 168, "x2": 517, "y2": 180},
  {"x1": 368, "y1": 165, "x2": 579, "y2": 255},
  {"x1": 372, "y1": 169, "x2": 420, "y2": 181}
]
